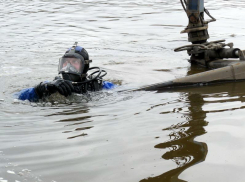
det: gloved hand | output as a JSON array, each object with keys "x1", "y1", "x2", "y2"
[{"x1": 34, "y1": 79, "x2": 74, "y2": 99}]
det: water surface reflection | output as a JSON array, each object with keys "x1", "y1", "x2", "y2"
[
  {"x1": 141, "y1": 91, "x2": 208, "y2": 182},
  {"x1": 140, "y1": 78, "x2": 245, "y2": 182},
  {"x1": 2, "y1": 0, "x2": 245, "y2": 181}
]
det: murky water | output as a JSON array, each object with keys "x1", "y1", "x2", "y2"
[{"x1": 1, "y1": 0, "x2": 245, "y2": 182}]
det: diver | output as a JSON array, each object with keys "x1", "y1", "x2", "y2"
[{"x1": 15, "y1": 42, "x2": 115, "y2": 102}]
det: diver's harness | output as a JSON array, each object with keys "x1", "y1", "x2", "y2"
[{"x1": 71, "y1": 67, "x2": 107, "y2": 93}]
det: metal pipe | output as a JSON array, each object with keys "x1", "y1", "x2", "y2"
[
  {"x1": 122, "y1": 62, "x2": 245, "y2": 92},
  {"x1": 207, "y1": 48, "x2": 240, "y2": 59}
]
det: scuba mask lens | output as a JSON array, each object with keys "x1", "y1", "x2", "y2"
[
  {"x1": 58, "y1": 57, "x2": 83, "y2": 75},
  {"x1": 62, "y1": 63, "x2": 78, "y2": 73}
]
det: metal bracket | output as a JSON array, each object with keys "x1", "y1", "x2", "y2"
[
  {"x1": 239, "y1": 50, "x2": 245, "y2": 61},
  {"x1": 85, "y1": 60, "x2": 92, "y2": 64},
  {"x1": 73, "y1": 42, "x2": 78, "y2": 47},
  {"x1": 204, "y1": 50, "x2": 211, "y2": 67},
  {"x1": 81, "y1": 73, "x2": 87, "y2": 78}
]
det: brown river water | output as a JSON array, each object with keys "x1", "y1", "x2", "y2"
[{"x1": 1, "y1": 0, "x2": 245, "y2": 182}]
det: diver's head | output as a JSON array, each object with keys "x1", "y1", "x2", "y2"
[{"x1": 58, "y1": 42, "x2": 91, "y2": 82}]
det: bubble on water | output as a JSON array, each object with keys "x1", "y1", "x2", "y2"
[
  {"x1": 45, "y1": 102, "x2": 52, "y2": 107},
  {"x1": 13, "y1": 99, "x2": 20, "y2": 104},
  {"x1": 7, "y1": 162, "x2": 18, "y2": 167},
  {"x1": 7, "y1": 170, "x2": 15, "y2": 174},
  {"x1": 22, "y1": 169, "x2": 31, "y2": 173},
  {"x1": 17, "y1": 172, "x2": 24, "y2": 176},
  {"x1": 35, "y1": 92, "x2": 92, "y2": 106}
]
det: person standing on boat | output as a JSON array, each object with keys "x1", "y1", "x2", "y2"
[{"x1": 15, "y1": 42, "x2": 115, "y2": 102}]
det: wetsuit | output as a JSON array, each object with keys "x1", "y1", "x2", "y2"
[{"x1": 14, "y1": 80, "x2": 115, "y2": 102}]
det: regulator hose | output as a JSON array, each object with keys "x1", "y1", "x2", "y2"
[{"x1": 71, "y1": 67, "x2": 107, "y2": 85}]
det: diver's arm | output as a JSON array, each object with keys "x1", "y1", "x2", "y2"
[
  {"x1": 14, "y1": 87, "x2": 39, "y2": 102},
  {"x1": 14, "y1": 83, "x2": 50, "y2": 102},
  {"x1": 15, "y1": 79, "x2": 74, "y2": 102},
  {"x1": 102, "y1": 81, "x2": 115, "y2": 89},
  {"x1": 15, "y1": 80, "x2": 113, "y2": 102},
  {"x1": 35, "y1": 80, "x2": 74, "y2": 99},
  {"x1": 14, "y1": 83, "x2": 51, "y2": 102}
]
